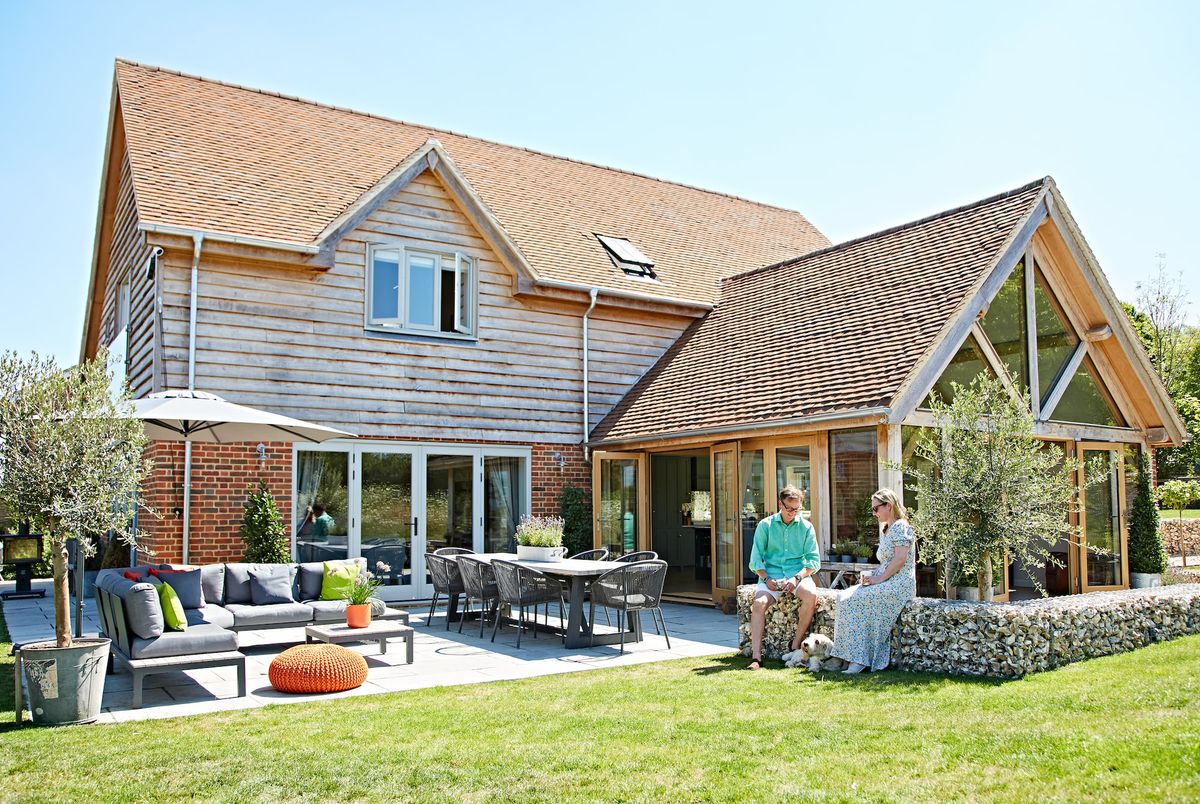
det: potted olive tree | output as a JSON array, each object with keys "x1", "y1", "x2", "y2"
[
  {"x1": 1157, "y1": 479, "x2": 1200, "y2": 569},
  {"x1": 902, "y1": 374, "x2": 1080, "y2": 602},
  {"x1": 0, "y1": 352, "x2": 150, "y2": 725},
  {"x1": 1128, "y1": 450, "x2": 1167, "y2": 587},
  {"x1": 516, "y1": 515, "x2": 567, "y2": 561}
]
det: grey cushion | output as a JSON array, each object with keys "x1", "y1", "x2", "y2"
[
  {"x1": 225, "y1": 563, "x2": 298, "y2": 604},
  {"x1": 305, "y1": 597, "x2": 387, "y2": 623},
  {"x1": 224, "y1": 602, "x2": 314, "y2": 628},
  {"x1": 153, "y1": 568, "x2": 204, "y2": 609},
  {"x1": 185, "y1": 605, "x2": 235, "y2": 629},
  {"x1": 249, "y1": 565, "x2": 294, "y2": 605},
  {"x1": 130, "y1": 623, "x2": 239, "y2": 659},
  {"x1": 201, "y1": 565, "x2": 225, "y2": 607},
  {"x1": 104, "y1": 578, "x2": 164, "y2": 640},
  {"x1": 298, "y1": 557, "x2": 365, "y2": 602}
]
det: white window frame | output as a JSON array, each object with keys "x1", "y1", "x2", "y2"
[{"x1": 366, "y1": 243, "x2": 478, "y2": 339}]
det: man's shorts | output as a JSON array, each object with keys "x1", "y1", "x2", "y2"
[{"x1": 754, "y1": 575, "x2": 817, "y2": 601}]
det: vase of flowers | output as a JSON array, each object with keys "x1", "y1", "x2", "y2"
[
  {"x1": 516, "y1": 515, "x2": 567, "y2": 561},
  {"x1": 344, "y1": 564, "x2": 386, "y2": 628}
]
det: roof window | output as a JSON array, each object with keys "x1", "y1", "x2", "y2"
[{"x1": 596, "y1": 234, "x2": 656, "y2": 279}]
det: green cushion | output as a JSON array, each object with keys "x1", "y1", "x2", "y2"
[
  {"x1": 320, "y1": 561, "x2": 358, "y2": 601},
  {"x1": 157, "y1": 580, "x2": 188, "y2": 632}
]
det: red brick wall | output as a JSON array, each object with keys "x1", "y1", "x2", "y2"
[{"x1": 136, "y1": 438, "x2": 591, "y2": 564}]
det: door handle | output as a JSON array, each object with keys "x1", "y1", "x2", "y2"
[{"x1": 412, "y1": 516, "x2": 419, "y2": 536}]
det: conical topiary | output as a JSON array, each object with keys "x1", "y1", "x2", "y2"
[
  {"x1": 1128, "y1": 450, "x2": 1167, "y2": 575},
  {"x1": 240, "y1": 480, "x2": 290, "y2": 564}
]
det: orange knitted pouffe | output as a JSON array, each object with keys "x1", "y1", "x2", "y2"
[{"x1": 268, "y1": 644, "x2": 369, "y2": 694}]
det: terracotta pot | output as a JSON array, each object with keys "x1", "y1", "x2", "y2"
[{"x1": 346, "y1": 603, "x2": 372, "y2": 628}]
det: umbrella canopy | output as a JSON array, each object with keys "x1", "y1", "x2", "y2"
[{"x1": 127, "y1": 390, "x2": 354, "y2": 443}]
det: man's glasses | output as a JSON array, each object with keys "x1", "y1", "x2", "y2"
[{"x1": 781, "y1": 503, "x2": 802, "y2": 514}]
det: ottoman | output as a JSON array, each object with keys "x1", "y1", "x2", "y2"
[{"x1": 268, "y1": 643, "x2": 369, "y2": 693}]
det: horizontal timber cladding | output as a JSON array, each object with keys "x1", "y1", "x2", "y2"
[
  {"x1": 137, "y1": 438, "x2": 588, "y2": 564},
  {"x1": 152, "y1": 169, "x2": 692, "y2": 441}
]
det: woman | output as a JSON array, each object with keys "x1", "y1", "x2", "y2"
[{"x1": 830, "y1": 488, "x2": 916, "y2": 674}]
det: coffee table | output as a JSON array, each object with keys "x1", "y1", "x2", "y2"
[{"x1": 305, "y1": 620, "x2": 415, "y2": 663}]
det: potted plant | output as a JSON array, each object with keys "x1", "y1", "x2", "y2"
[
  {"x1": 516, "y1": 515, "x2": 567, "y2": 561},
  {"x1": 953, "y1": 566, "x2": 981, "y2": 601},
  {"x1": 344, "y1": 563, "x2": 386, "y2": 628},
  {"x1": 240, "y1": 480, "x2": 290, "y2": 563},
  {"x1": 854, "y1": 543, "x2": 875, "y2": 564},
  {"x1": 1158, "y1": 479, "x2": 1200, "y2": 569},
  {"x1": 680, "y1": 500, "x2": 693, "y2": 526},
  {"x1": 0, "y1": 351, "x2": 150, "y2": 725},
  {"x1": 1128, "y1": 450, "x2": 1167, "y2": 587},
  {"x1": 835, "y1": 542, "x2": 853, "y2": 564}
]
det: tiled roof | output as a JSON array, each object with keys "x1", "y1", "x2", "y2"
[
  {"x1": 591, "y1": 179, "x2": 1049, "y2": 444},
  {"x1": 113, "y1": 60, "x2": 830, "y2": 305}
]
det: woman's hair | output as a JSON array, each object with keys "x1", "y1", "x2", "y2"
[{"x1": 871, "y1": 488, "x2": 908, "y2": 532}]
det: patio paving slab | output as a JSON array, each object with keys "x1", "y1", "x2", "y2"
[{"x1": 2, "y1": 577, "x2": 737, "y2": 723}]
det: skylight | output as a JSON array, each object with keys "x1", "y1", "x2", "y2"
[{"x1": 595, "y1": 234, "x2": 656, "y2": 279}]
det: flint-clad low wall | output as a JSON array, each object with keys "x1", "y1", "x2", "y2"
[{"x1": 736, "y1": 583, "x2": 1200, "y2": 678}]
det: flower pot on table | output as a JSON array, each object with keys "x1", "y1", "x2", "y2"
[
  {"x1": 516, "y1": 545, "x2": 566, "y2": 562},
  {"x1": 346, "y1": 603, "x2": 372, "y2": 628}
]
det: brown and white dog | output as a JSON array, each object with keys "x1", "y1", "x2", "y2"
[{"x1": 781, "y1": 633, "x2": 846, "y2": 672}]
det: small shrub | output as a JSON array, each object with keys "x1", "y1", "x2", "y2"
[
  {"x1": 240, "y1": 481, "x2": 290, "y2": 563},
  {"x1": 516, "y1": 515, "x2": 564, "y2": 548},
  {"x1": 558, "y1": 485, "x2": 591, "y2": 555}
]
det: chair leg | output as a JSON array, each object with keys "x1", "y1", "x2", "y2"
[
  {"x1": 458, "y1": 597, "x2": 469, "y2": 634},
  {"x1": 516, "y1": 604, "x2": 524, "y2": 649},
  {"x1": 558, "y1": 595, "x2": 566, "y2": 644},
  {"x1": 651, "y1": 608, "x2": 661, "y2": 635},
  {"x1": 603, "y1": 606, "x2": 612, "y2": 628},
  {"x1": 589, "y1": 599, "x2": 596, "y2": 648},
  {"x1": 445, "y1": 593, "x2": 457, "y2": 631},
  {"x1": 491, "y1": 601, "x2": 502, "y2": 643},
  {"x1": 427, "y1": 592, "x2": 439, "y2": 627},
  {"x1": 618, "y1": 608, "x2": 625, "y2": 656},
  {"x1": 656, "y1": 608, "x2": 671, "y2": 649}
]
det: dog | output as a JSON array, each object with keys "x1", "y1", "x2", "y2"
[{"x1": 781, "y1": 633, "x2": 845, "y2": 672}]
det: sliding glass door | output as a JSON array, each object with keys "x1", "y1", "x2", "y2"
[{"x1": 293, "y1": 443, "x2": 530, "y2": 602}]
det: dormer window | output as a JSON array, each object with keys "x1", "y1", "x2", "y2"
[
  {"x1": 367, "y1": 244, "x2": 477, "y2": 338},
  {"x1": 596, "y1": 234, "x2": 656, "y2": 279}
]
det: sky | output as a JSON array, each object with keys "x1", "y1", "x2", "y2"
[{"x1": 1, "y1": 1, "x2": 1197, "y2": 366}]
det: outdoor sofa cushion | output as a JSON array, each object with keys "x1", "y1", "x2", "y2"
[
  {"x1": 185, "y1": 605, "x2": 235, "y2": 630},
  {"x1": 96, "y1": 571, "x2": 164, "y2": 639},
  {"x1": 297, "y1": 557, "x2": 365, "y2": 602},
  {"x1": 249, "y1": 565, "x2": 294, "y2": 605},
  {"x1": 130, "y1": 623, "x2": 239, "y2": 660},
  {"x1": 151, "y1": 567, "x2": 204, "y2": 609},
  {"x1": 157, "y1": 583, "x2": 188, "y2": 631},
  {"x1": 223, "y1": 602, "x2": 314, "y2": 628},
  {"x1": 200, "y1": 564, "x2": 225, "y2": 607},
  {"x1": 320, "y1": 562, "x2": 359, "y2": 601},
  {"x1": 225, "y1": 563, "x2": 298, "y2": 604}
]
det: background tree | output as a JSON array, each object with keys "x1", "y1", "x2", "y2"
[
  {"x1": 1127, "y1": 449, "x2": 1167, "y2": 576},
  {"x1": 557, "y1": 484, "x2": 592, "y2": 556},
  {"x1": 240, "y1": 480, "x2": 290, "y2": 563},
  {"x1": 1157, "y1": 479, "x2": 1200, "y2": 567},
  {"x1": 0, "y1": 351, "x2": 150, "y2": 647},
  {"x1": 903, "y1": 374, "x2": 1080, "y2": 601}
]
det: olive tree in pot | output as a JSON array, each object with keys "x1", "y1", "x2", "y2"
[
  {"x1": 1157, "y1": 479, "x2": 1200, "y2": 569},
  {"x1": 901, "y1": 374, "x2": 1081, "y2": 602},
  {"x1": 1128, "y1": 450, "x2": 1167, "y2": 587},
  {"x1": 0, "y1": 351, "x2": 150, "y2": 725}
]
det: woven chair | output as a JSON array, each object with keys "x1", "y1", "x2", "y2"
[
  {"x1": 588, "y1": 559, "x2": 670, "y2": 655},
  {"x1": 425, "y1": 552, "x2": 466, "y2": 630},
  {"x1": 614, "y1": 550, "x2": 658, "y2": 563},
  {"x1": 434, "y1": 547, "x2": 476, "y2": 556},
  {"x1": 491, "y1": 559, "x2": 565, "y2": 648},
  {"x1": 568, "y1": 548, "x2": 609, "y2": 561},
  {"x1": 457, "y1": 556, "x2": 500, "y2": 638}
]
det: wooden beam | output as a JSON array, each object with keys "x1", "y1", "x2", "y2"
[
  {"x1": 903, "y1": 408, "x2": 1143, "y2": 445},
  {"x1": 890, "y1": 197, "x2": 1049, "y2": 423},
  {"x1": 1038, "y1": 341, "x2": 1087, "y2": 422},
  {"x1": 1083, "y1": 325, "x2": 1112, "y2": 342},
  {"x1": 1025, "y1": 249, "x2": 1040, "y2": 419}
]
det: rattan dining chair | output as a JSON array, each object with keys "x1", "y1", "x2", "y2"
[
  {"x1": 425, "y1": 552, "x2": 466, "y2": 630},
  {"x1": 456, "y1": 556, "x2": 500, "y2": 638},
  {"x1": 491, "y1": 559, "x2": 566, "y2": 648},
  {"x1": 567, "y1": 548, "x2": 609, "y2": 561},
  {"x1": 613, "y1": 550, "x2": 657, "y2": 563},
  {"x1": 588, "y1": 559, "x2": 670, "y2": 655}
]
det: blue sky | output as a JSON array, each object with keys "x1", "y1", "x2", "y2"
[{"x1": 2, "y1": 1, "x2": 1197, "y2": 365}]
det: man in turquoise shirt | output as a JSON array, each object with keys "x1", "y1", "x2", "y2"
[{"x1": 747, "y1": 485, "x2": 821, "y2": 669}]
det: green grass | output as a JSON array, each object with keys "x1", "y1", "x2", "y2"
[
  {"x1": 0, "y1": 614, "x2": 1197, "y2": 803},
  {"x1": 1161, "y1": 508, "x2": 1200, "y2": 519}
]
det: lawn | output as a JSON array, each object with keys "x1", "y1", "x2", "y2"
[
  {"x1": 0, "y1": 615, "x2": 1197, "y2": 803},
  {"x1": 1161, "y1": 508, "x2": 1200, "y2": 519}
]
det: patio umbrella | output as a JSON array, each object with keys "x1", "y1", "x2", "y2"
[{"x1": 125, "y1": 390, "x2": 355, "y2": 564}]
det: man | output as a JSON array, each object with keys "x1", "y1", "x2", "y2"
[
  {"x1": 747, "y1": 485, "x2": 820, "y2": 669},
  {"x1": 311, "y1": 504, "x2": 336, "y2": 539}
]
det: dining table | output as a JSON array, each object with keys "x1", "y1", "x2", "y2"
[{"x1": 447, "y1": 552, "x2": 642, "y2": 649}]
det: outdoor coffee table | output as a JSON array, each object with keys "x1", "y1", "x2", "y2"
[{"x1": 304, "y1": 620, "x2": 415, "y2": 663}]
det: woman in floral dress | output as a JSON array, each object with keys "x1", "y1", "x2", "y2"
[{"x1": 831, "y1": 488, "x2": 916, "y2": 674}]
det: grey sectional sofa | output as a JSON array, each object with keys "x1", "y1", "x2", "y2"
[{"x1": 94, "y1": 558, "x2": 405, "y2": 708}]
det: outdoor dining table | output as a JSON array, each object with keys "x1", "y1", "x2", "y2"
[{"x1": 448, "y1": 553, "x2": 642, "y2": 649}]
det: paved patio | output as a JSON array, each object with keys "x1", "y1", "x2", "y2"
[{"x1": 2, "y1": 578, "x2": 737, "y2": 723}]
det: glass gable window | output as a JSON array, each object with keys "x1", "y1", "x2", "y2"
[
  {"x1": 979, "y1": 259, "x2": 1029, "y2": 390},
  {"x1": 368, "y1": 245, "x2": 476, "y2": 337},
  {"x1": 1052, "y1": 356, "x2": 1126, "y2": 426},
  {"x1": 1033, "y1": 265, "x2": 1079, "y2": 406},
  {"x1": 922, "y1": 333, "x2": 994, "y2": 408}
]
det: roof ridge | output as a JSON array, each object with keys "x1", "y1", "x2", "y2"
[
  {"x1": 722, "y1": 177, "x2": 1050, "y2": 286},
  {"x1": 113, "y1": 58, "x2": 819, "y2": 220}
]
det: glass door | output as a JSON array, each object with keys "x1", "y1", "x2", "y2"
[
  {"x1": 710, "y1": 443, "x2": 740, "y2": 602},
  {"x1": 1078, "y1": 443, "x2": 1128, "y2": 592},
  {"x1": 360, "y1": 449, "x2": 419, "y2": 597},
  {"x1": 593, "y1": 452, "x2": 646, "y2": 558},
  {"x1": 294, "y1": 450, "x2": 351, "y2": 563}
]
